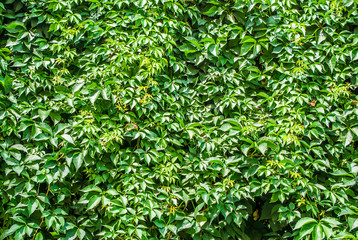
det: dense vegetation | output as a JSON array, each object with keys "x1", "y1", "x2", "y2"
[{"x1": 1, "y1": 0, "x2": 358, "y2": 239}]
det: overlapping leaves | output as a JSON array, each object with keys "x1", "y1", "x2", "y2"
[{"x1": 1, "y1": 0, "x2": 358, "y2": 239}]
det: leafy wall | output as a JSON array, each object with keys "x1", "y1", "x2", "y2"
[{"x1": 1, "y1": 0, "x2": 358, "y2": 239}]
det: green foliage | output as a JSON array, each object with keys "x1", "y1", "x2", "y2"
[{"x1": 1, "y1": 0, "x2": 358, "y2": 239}]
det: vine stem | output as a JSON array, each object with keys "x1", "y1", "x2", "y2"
[
  {"x1": 32, "y1": 184, "x2": 50, "y2": 240},
  {"x1": 31, "y1": 218, "x2": 44, "y2": 240}
]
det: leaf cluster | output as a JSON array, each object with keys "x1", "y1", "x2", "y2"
[{"x1": 1, "y1": 0, "x2": 358, "y2": 239}]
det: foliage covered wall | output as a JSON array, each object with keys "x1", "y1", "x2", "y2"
[{"x1": 1, "y1": 0, "x2": 358, "y2": 239}]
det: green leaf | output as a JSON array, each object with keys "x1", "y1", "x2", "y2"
[
  {"x1": 82, "y1": 185, "x2": 102, "y2": 193},
  {"x1": 294, "y1": 217, "x2": 317, "y2": 230},
  {"x1": 267, "y1": 15, "x2": 281, "y2": 26},
  {"x1": 321, "y1": 217, "x2": 341, "y2": 227},
  {"x1": 87, "y1": 195, "x2": 101, "y2": 210},
  {"x1": 248, "y1": 165, "x2": 259, "y2": 176},
  {"x1": 331, "y1": 170, "x2": 354, "y2": 177},
  {"x1": 4, "y1": 21, "x2": 26, "y2": 33},
  {"x1": 257, "y1": 142, "x2": 267, "y2": 155},
  {"x1": 240, "y1": 42, "x2": 255, "y2": 56},
  {"x1": 272, "y1": 46, "x2": 283, "y2": 54},
  {"x1": 35, "y1": 232, "x2": 44, "y2": 240},
  {"x1": 348, "y1": 216, "x2": 358, "y2": 231},
  {"x1": 73, "y1": 153, "x2": 83, "y2": 171},
  {"x1": 3, "y1": 74, "x2": 12, "y2": 94},
  {"x1": 202, "y1": 6, "x2": 218, "y2": 16},
  {"x1": 28, "y1": 198, "x2": 38, "y2": 216},
  {"x1": 135, "y1": 229, "x2": 142, "y2": 239},
  {"x1": 321, "y1": 223, "x2": 333, "y2": 239},
  {"x1": 208, "y1": 44, "x2": 219, "y2": 57},
  {"x1": 240, "y1": 36, "x2": 256, "y2": 43},
  {"x1": 38, "y1": 109, "x2": 51, "y2": 122},
  {"x1": 0, "y1": 224, "x2": 22, "y2": 240},
  {"x1": 77, "y1": 229, "x2": 86, "y2": 240},
  {"x1": 241, "y1": 144, "x2": 251, "y2": 156},
  {"x1": 220, "y1": 123, "x2": 232, "y2": 132},
  {"x1": 334, "y1": 232, "x2": 356, "y2": 239},
  {"x1": 154, "y1": 219, "x2": 165, "y2": 228},
  {"x1": 298, "y1": 222, "x2": 315, "y2": 239},
  {"x1": 317, "y1": 30, "x2": 326, "y2": 44},
  {"x1": 61, "y1": 134, "x2": 74, "y2": 145},
  {"x1": 105, "y1": 189, "x2": 119, "y2": 195},
  {"x1": 50, "y1": 112, "x2": 61, "y2": 125},
  {"x1": 10, "y1": 144, "x2": 27, "y2": 152},
  {"x1": 89, "y1": 90, "x2": 100, "y2": 105},
  {"x1": 351, "y1": 127, "x2": 358, "y2": 136},
  {"x1": 185, "y1": 37, "x2": 201, "y2": 50},
  {"x1": 312, "y1": 224, "x2": 323, "y2": 240},
  {"x1": 196, "y1": 215, "x2": 207, "y2": 227},
  {"x1": 66, "y1": 229, "x2": 77, "y2": 240},
  {"x1": 344, "y1": 130, "x2": 354, "y2": 147}
]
